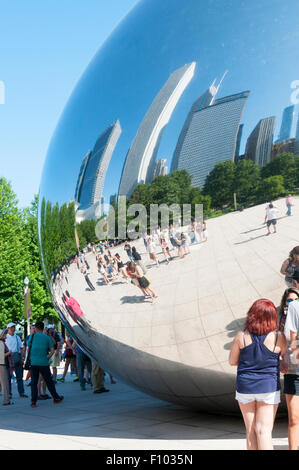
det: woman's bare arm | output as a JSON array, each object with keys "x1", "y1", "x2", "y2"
[{"x1": 229, "y1": 332, "x2": 242, "y2": 366}]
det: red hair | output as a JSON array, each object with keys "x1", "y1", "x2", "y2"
[{"x1": 244, "y1": 299, "x2": 277, "y2": 335}]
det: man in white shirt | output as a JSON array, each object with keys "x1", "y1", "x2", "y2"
[
  {"x1": 264, "y1": 201, "x2": 278, "y2": 224},
  {"x1": 265, "y1": 204, "x2": 279, "y2": 235},
  {"x1": 5, "y1": 322, "x2": 27, "y2": 398}
]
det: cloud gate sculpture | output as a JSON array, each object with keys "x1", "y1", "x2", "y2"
[{"x1": 39, "y1": 0, "x2": 299, "y2": 413}]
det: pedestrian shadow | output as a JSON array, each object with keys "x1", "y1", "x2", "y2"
[
  {"x1": 241, "y1": 226, "x2": 266, "y2": 234},
  {"x1": 120, "y1": 295, "x2": 149, "y2": 304},
  {"x1": 234, "y1": 234, "x2": 268, "y2": 245}
]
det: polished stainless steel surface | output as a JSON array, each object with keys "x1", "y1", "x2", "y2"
[{"x1": 39, "y1": 0, "x2": 299, "y2": 413}]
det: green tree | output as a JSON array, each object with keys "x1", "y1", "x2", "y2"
[
  {"x1": 203, "y1": 161, "x2": 235, "y2": 208},
  {"x1": 261, "y1": 153, "x2": 297, "y2": 191},
  {"x1": 233, "y1": 159, "x2": 261, "y2": 206},
  {"x1": 257, "y1": 175, "x2": 285, "y2": 203},
  {"x1": 0, "y1": 180, "x2": 57, "y2": 327}
]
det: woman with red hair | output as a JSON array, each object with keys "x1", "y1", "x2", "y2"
[{"x1": 229, "y1": 299, "x2": 286, "y2": 450}]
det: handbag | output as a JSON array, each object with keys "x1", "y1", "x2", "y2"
[{"x1": 24, "y1": 333, "x2": 35, "y2": 370}]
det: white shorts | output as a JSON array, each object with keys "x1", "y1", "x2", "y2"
[{"x1": 235, "y1": 391, "x2": 280, "y2": 405}]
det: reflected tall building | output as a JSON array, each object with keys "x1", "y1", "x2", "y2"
[
  {"x1": 118, "y1": 62, "x2": 196, "y2": 197},
  {"x1": 246, "y1": 116, "x2": 276, "y2": 166},
  {"x1": 235, "y1": 124, "x2": 244, "y2": 161},
  {"x1": 75, "y1": 120, "x2": 121, "y2": 221},
  {"x1": 171, "y1": 74, "x2": 227, "y2": 172},
  {"x1": 152, "y1": 158, "x2": 168, "y2": 179},
  {"x1": 276, "y1": 105, "x2": 295, "y2": 143},
  {"x1": 174, "y1": 91, "x2": 249, "y2": 188}
]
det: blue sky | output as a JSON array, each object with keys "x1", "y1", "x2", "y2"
[{"x1": 0, "y1": 0, "x2": 136, "y2": 207}]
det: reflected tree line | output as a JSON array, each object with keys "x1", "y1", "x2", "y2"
[
  {"x1": 40, "y1": 152, "x2": 299, "y2": 279},
  {"x1": 40, "y1": 199, "x2": 98, "y2": 280}
]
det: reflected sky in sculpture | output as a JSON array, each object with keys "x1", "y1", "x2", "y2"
[
  {"x1": 39, "y1": 0, "x2": 299, "y2": 413},
  {"x1": 40, "y1": 0, "x2": 299, "y2": 209}
]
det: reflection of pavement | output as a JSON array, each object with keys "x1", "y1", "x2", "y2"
[
  {"x1": 1, "y1": 370, "x2": 288, "y2": 450},
  {"x1": 56, "y1": 235, "x2": 204, "y2": 346},
  {"x1": 52, "y1": 197, "x2": 298, "y2": 414}
]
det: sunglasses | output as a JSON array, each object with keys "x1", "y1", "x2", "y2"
[{"x1": 286, "y1": 298, "x2": 299, "y2": 304}]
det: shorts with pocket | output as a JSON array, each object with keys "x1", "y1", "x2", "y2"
[
  {"x1": 267, "y1": 219, "x2": 277, "y2": 226},
  {"x1": 284, "y1": 374, "x2": 299, "y2": 395},
  {"x1": 235, "y1": 390, "x2": 280, "y2": 405}
]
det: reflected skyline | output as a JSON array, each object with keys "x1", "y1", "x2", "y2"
[
  {"x1": 118, "y1": 62, "x2": 196, "y2": 198},
  {"x1": 39, "y1": 0, "x2": 299, "y2": 211}
]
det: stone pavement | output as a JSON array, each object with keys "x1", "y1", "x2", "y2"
[{"x1": 0, "y1": 370, "x2": 289, "y2": 450}]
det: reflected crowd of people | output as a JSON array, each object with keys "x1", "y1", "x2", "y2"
[{"x1": 65, "y1": 220, "x2": 209, "y2": 304}]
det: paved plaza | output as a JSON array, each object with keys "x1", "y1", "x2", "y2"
[{"x1": 0, "y1": 370, "x2": 289, "y2": 450}]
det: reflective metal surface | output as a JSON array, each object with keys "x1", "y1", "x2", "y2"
[{"x1": 39, "y1": 0, "x2": 299, "y2": 413}]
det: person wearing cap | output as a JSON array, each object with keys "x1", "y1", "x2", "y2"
[
  {"x1": 46, "y1": 325, "x2": 61, "y2": 383},
  {"x1": 5, "y1": 322, "x2": 27, "y2": 398},
  {"x1": 283, "y1": 267, "x2": 299, "y2": 449},
  {"x1": 0, "y1": 329, "x2": 13, "y2": 405}
]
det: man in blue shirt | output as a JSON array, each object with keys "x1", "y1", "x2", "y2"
[{"x1": 27, "y1": 321, "x2": 63, "y2": 408}]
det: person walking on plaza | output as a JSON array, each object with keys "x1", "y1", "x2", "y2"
[
  {"x1": 265, "y1": 203, "x2": 279, "y2": 235},
  {"x1": 91, "y1": 361, "x2": 110, "y2": 394},
  {"x1": 283, "y1": 269, "x2": 299, "y2": 449},
  {"x1": 285, "y1": 194, "x2": 294, "y2": 216},
  {"x1": 169, "y1": 224, "x2": 183, "y2": 258},
  {"x1": 75, "y1": 342, "x2": 92, "y2": 391},
  {"x1": 124, "y1": 241, "x2": 134, "y2": 262},
  {"x1": 57, "y1": 332, "x2": 79, "y2": 383},
  {"x1": 5, "y1": 322, "x2": 27, "y2": 398},
  {"x1": 229, "y1": 299, "x2": 286, "y2": 450},
  {"x1": 27, "y1": 321, "x2": 63, "y2": 408},
  {"x1": 280, "y1": 246, "x2": 299, "y2": 287},
  {"x1": 264, "y1": 201, "x2": 278, "y2": 224},
  {"x1": 0, "y1": 329, "x2": 13, "y2": 405},
  {"x1": 147, "y1": 237, "x2": 160, "y2": 267}
]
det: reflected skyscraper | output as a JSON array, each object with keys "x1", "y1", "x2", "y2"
[
  {"x1": 235, "y1": 124, "x2": 244, "y2": 161},
  {"x1": 118, "y1": 62, "x2": 196, "y2": 197},
  {"x1": 171, "y1": 74, "x2": 227, "y2": 172},
  {"x1": 246, "y1": 116, "x2": 276, "y2": 166},
  {"x1": 76, "y1": 120, "x2": 121, "y2": 221},
  {"x1": 276, "y1": 105, "x2": 295, "y2": 143},
  {"x1": 152, "y1": 158, "x2": 168, "y2": 178},
  {"x1": 74, "y1": 151, "x2": 91, "y2": 204},
  {"x1": 175, "y1": 91, "x2": 249, "y2": 188}
]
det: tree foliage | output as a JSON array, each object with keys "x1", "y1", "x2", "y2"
[
  {"x1": 40, "y1": 197, "x2": 98, "y2": 279},
  {"x1": 261, "y1": 153, "x2": 299, "y2": 191},
  {"x1": 0, "y1": 179, "x2": 56, "y2": 328},
  {"x1": 203, "y1": 161, "x2": 236, "y2": 208}
]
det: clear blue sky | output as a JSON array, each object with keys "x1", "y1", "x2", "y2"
[{"x1": 0, "y1": 0, "x2": 137, "y2": 207}]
